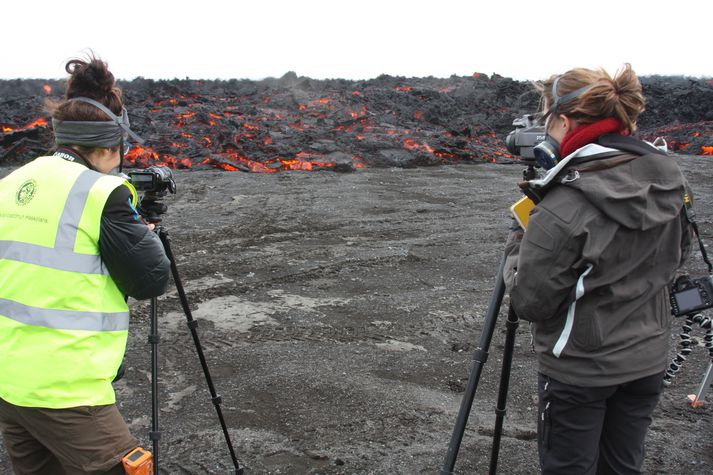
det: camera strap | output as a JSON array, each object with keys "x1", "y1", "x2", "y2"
[
  {"x1": 53, "y1": 146, "x2": 83, "y2": 163},
  {"x1": 683, "y1": 192, "x2": 713, "y2": 274}
]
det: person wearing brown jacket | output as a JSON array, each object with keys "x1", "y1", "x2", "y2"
[{"x1": 508, "y1": 64, "x2": 692, "y2": 474}]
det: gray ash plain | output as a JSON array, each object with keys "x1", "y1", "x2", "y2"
[{"x1": 1, "y1": 156, "x2": 711, "y2": 474}]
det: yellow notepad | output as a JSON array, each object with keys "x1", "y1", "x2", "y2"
[{"x1": 510, "y1": 196, "x2": 535, "y2": 230}]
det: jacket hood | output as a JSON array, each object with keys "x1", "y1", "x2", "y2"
[{"x1": 532, "y1": 143, "x2": 687, "y2": 231}]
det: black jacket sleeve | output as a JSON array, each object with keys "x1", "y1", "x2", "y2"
[{"x1": 99, "y1": 184, "x2": 171, "y2": 300}]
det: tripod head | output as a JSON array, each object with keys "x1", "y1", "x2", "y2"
[
  {"x1": 521, "y1": 157, "x2": 539, "y2": 182},
  {"x1": 138, "y1": 192, "x2": 170, "y2": 224}
]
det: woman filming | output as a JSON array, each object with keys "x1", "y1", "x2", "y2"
[
  {"x1": 508, "y1": 64, "x2": 692, "y2": 474},
  {"x1": 0, "y1": 54, "x2": 170, "y2": 474}
]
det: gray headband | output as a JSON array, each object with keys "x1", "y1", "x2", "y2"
[
  {"x1": 542, "y1": 76, "x2": 594, "y2": 120},
  {"x1": 52, "y1": 97, "x2": 145, "y2": 148}
]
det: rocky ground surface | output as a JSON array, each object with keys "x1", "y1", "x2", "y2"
[{"x1": 1, "y1": 156, "x2": 712, "y2": 474}]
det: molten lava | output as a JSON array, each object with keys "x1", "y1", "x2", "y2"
[{"x1": 1, "y1": 75, "x2": 711, "y2": 170}]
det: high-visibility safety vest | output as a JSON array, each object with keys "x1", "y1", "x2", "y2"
[{"x1": 0, "y1": 155, "x2": 138, "y2": 408}]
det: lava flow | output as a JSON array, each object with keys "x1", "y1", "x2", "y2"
[{"x1": 1, "y1": 73, "x2": 712, "y2": 171}]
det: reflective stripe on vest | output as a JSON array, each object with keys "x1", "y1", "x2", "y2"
[
  {"x1": 0, "y1": 166, "x2": 129, "y2": 331},
  {"x1": 0, "y1": 297, "x2": 129, "y2": 332},
  {"x1": 0, "y1": 240, "x2": 106, "y2": 274}
]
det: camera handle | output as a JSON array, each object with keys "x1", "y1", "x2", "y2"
[
  {"x1": 148, "y1": 226, "x2": 244, "y2": 474},
  {"x1": 440, "y1": 253, "x2": 521, "y2": 475}
]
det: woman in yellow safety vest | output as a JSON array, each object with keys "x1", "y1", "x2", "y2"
[{"x1": 0, "y1": 54, "x2": 170, "y2": 474}]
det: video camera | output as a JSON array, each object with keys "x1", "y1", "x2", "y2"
[
  {"x1": 504, "y1": 114, "x2": 546, "y2": 161},
  {"x1": 670, "y1": 274, "x2": 713, "y2": 317},
  {"x1": 128, "y1": 165, "x2": 177, "y2": 195},
  {"x1": 127, "y1": 166, "x2": 177, "y2": 223}
]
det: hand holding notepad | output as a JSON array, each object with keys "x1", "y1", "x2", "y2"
[{"x1": 509, "y1": 196, "x2": 535, "y2": 230}]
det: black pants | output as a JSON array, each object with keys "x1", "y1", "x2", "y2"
[{"x1": 538, "y1": 371, "x2": 664, "y2": 475}]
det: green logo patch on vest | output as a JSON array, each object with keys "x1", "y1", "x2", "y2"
[{"x1": 16, "y1": 180, "x2": 37, "y2": 206}]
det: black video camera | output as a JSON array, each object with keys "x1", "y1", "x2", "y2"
[
  {"x1": 127, "y1": 166, "x2": 177, "y2": 223},
  {"x1": 504, "y1": 114, "x2": 546, "y2": 161},
  {"x1": 128, "y1": 165, "x2": 177, "y2": 195},
  {"x1": 670, "y1": 274, "x2": 713, "y2": 317}
]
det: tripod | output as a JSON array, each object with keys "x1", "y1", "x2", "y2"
[
  {"x1": 148, "y1": 225, "x2": 243, "y2": 474},
  {"x1": 440, "y1": 255, "x2": 520, "y2": 475},
  {"x1": 441, "y1": 161, "x2": 537, "y2": 474}
]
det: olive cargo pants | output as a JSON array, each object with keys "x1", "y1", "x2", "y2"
[{"x1": 0, "y1": 396, "x2": 137, "y2": 474}]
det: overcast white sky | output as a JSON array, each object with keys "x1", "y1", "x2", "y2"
[{"x1": 1, "y1": 0, "x2": 710, "y2": 82}]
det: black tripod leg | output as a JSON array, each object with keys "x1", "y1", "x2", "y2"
[
  {"x1": 489, "y1": 304, "x2": 519, "y2": 475},
  {"x1": 149, "y1": 296, "x2": 161, "y2": 473},
  {"x1": 440, "y1": 256, "x2": 507, "y2": 475},
  {"x1": 157, "y1": 227, "x2": 244, "y2": 474}
]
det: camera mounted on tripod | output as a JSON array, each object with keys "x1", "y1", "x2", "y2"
[
  {"x1": 670, "y1": 274, "x2": 713, "y2": 317},
  {"x1": 505, "y1": 114, "x2": 546, "y2": 162},
  {"x1": 127, "y1": 172, "x2": 242, "y2": 473},
  {"x1": 504, "y1": 114, "x2": 547, "y2": 183},
  {"x1": 128, "y1": 165, "x2": 176, "y2": 194},
  {"x1": 127, "y1": 165, "x2": 177, "y2": 224}
]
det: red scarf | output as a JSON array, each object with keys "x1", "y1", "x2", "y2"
[{"x1": 559, "y1": 117, "x2": 627, "y2": 158}]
